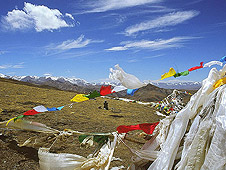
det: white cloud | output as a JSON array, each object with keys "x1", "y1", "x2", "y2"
[
  {"x1": 0, "y1": 63, "x2": 24, "y2": 69},
  {"x1": 2, "y1": 2, "x2": 75, "y2": 32},
  {"x1": 43, "y1": 73, "x2": 52, "y2": 76},
  {"x1": 3, "y1": 9, "x2": 33, "y2": 30},
  {"x1": 128, "y1": 59, "x2": 139, "y2": 63},
  {"x1": 65, "y1": 13, "x2": 74, "y2": 20},
  {"x1": 105, "y1": 36, "x2": 196, "y2": 51},
  {"x1": 106, "y1": 46, "x2": 127, "y2": 51},
  {"x1": 85, "y1": 0, "x2": 161, "y2": 13},
  {"x1": 125, "y1": 10, "x2": 199, "y2": 36},
  {"x1": 55, "y1": 34, "x2": 104, "y2": 50},
  {"x1": 0, "y1": 65, "x2": 10, "y2": 69}
]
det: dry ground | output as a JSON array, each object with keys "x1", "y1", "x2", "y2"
[{"x1": 0, "y1": 78, "x2": 163, "y2": 169}]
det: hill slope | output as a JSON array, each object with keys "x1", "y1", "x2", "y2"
[{"x1": 0, "y1": 77, "x2": 163, "y2": 169}]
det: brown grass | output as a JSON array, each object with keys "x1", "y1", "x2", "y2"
[{"x1": 0, "y1": 78, "x2": 164, "y2": 169}]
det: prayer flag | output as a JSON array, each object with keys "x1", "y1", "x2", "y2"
[
  {"x1": 117, "y1": 122, "x2": 159, "y2": 134},
  {"x1": 85, "y1": 90, "x2": 101, "y2": 99},
  {"x1": 161, "y1": 68, "x2": 176, "y2": 80},
  {"x1": 127, "y1": 89, "x2": 138, "y2": 96},
  {"x1": 213, "y1": 77, "x2": 226, "y2": 89},
  {"x1": 71, "y1": 94, "x2": 89, "y2": 102},
  {"x1": 188, "y1": 62, "x2": 204, "y2": 71},
  {"x1": 100, "y1": 85, "x2": 115, "y2": 96},
  {"x1": 23, "y1": 109, "x2": 39, "y2": 115},
  {"x1": 174, "y1": 70, "x2": 189, "y2": 78}
]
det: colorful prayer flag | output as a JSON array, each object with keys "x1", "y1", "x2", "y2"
[
  {"x1": 161, "y1": 68, "x2": 176, "y2": 80},
  {"x1": 117, "y1": 122, "x2": 159, "y2": 134}
]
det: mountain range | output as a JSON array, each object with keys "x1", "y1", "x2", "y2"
[{"x1": 0, "y1": 73, "x2": 201, "y2": 92}]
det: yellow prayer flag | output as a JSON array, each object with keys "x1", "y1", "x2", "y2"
[
  {"x1": 213, "y1": 77, "x2": 226, "y2": 89},
  {"x1": 6, "y1": 117, "x2": 16, "y2": 126},
  {"x1": 161, "y1": 68, "x2": 176, "y2": 80},
  {"x1": 71, "y1": 94, "x2": 89, "y2": 102}
]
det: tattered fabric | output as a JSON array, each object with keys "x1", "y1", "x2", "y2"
[
  {"x1": 213, "y1": 77, "x2": 226, "y2": 89},
  {"x1": 112, "y1": 85, "x2": 127, "y2": 92},
  {"x1": 220, "y1": 56, "x2": 226, "y2": 62},
  {"x1": 85, "y1": 90, "x2": 101, "y2": 99},
  {"x1": 117, "y1": 122, "x2": 159, "y2": 134},
  {"x1": 33, "y1": 105, "x2": 48, "y2": 112},
  {"x1": 71, "y1": 94, "x2": 89, "y2": 102},
  {"x1": 188, "y1": 62, "x2": 204, "y2": 71},
  {"x1": 100, "y1": 85, "x2": 115, "y2": 96},
  {"x1": 174, "y1": 70, "x2": 189, "y2": 78},
  {"x1": 203, "y1": 61, "x2": 223, "y2": 68},
  {"x1": 161, "y1": 68, "x2": 176, "y2": 80},
  {"x1": 23, "y1": 109, "x2": 39, "y2": 115},
  {"x1": 127, "y1": 89, "x2": 138, "y2": 96},
  {"x1": 109, "y1": 64, "x2": 145, "y2": 89}
]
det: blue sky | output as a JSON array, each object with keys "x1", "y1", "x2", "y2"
[{"x1": 0, "y1": 0, "x2": 225, "y2": 82}]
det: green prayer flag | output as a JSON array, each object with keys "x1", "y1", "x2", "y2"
[
  {"x1": 85, "y1": 90, "x2": 101, "y2": 99},
  {"x1": 14, "y1": 115, "x2": 25, "y2": 122},
  {"x1": 174, "y1": 70, "x2": 189, "y2": 78}
]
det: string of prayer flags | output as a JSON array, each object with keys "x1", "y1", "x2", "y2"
[
  {"x1": 127, "y1": 89, "x2": 138, "y2": 96},
  {"x1": 203, "y1": 61, "x2": 223, "y2": 68},
  {"x1": 117, "y1": 122, "x2": 159, "y2": 134},
  {"x1": 173, "y1": 70, "x2": 189, "y2": 78},
  {"x1": 100, "y1": 85, "x2": 115, "y2": 96},
  {"x1": 188, "y1": 62, "x2": 204, "y2": 71},
  {"x1": 213, "y1": 77, "x2": 226, "y2": 89},
  {"x1": 6, "y1": 105, "x2": 65, "y2": 126},
  {"x1": 161, "y1": 68, "x2": 176, "y2": 80},
  {"x1": 109, "y1": 64, "x2": 145, "y2": 89},
  {"x1": 71, "y1": 94, "x2": 89, "y2": 102},
  {"x1": 85, "y1": 90, "x2": 101, "y2": 99},
  {"x1": 184, "y1": 91, "x2": 192, "y2": 95}
]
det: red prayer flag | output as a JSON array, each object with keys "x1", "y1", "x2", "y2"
[
  {"x1": 188, "y1": 62, "x2": 204, "y2": 71},
  {"x1": 117, "y1": 122, "x2": 159, "y2": 134},
  {"x1": 100, "y1": 85, "x2": 115, "y2": 96},
  {"x1": 23, "y1": 109, "x2": 39, "y2": 115}
]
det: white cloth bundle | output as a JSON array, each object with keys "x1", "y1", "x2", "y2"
[
  {"x1": 203, "y1": 61, "x2": 223, "y2": 68},
  {"x1": 147, "y1": 67, "x2": 222, "y2": 170},
  {"x1": 109, "y1": 64, "x2": 145, "y2": 89},
  {"x1": 39, "y1": 133, "x2": 118, "y2": 170}
]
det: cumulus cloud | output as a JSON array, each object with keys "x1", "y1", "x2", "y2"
[
  {"x1": 125, "y1": 10, "x2": 199, "y2": 36},
  {"x1": 85, "y1": 0, "x2": 161, "y2": 13},
  {"x1": 55, "y1": 34, "x2": 104, "y2": 50},
  {"x1": 2, "y1": 2, "x2": 75, "y2": 32},
  {"x1": 105, "y1": 36, "x2": 196, "y2": 51}
]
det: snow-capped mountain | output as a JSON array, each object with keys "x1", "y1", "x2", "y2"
[
  {"x1": 3, "y1": 74, "x2": 90, "y2": 86},
  {"x1": 0, "y1": 73, "x2": 201, "y2": 90},
  {"x1": 148, "y1": 80, "x2": 201, "y2": 90}
]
